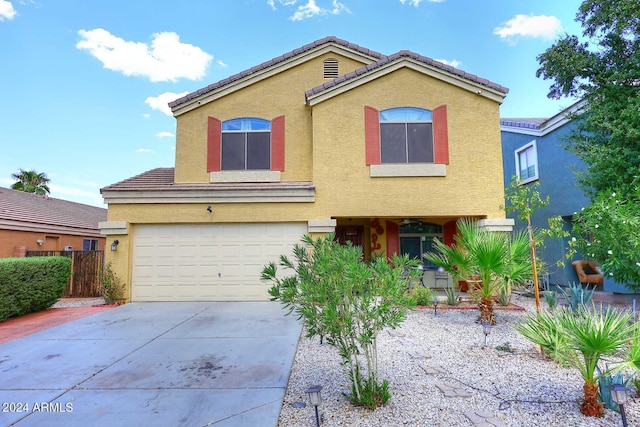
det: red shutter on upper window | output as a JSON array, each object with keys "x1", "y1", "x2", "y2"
[
  {"x1": 207, "y1": 117, "x2": 222, "y2": 172},
  {"x1": 433, "y1": 105, "x2": 449, "y2": 164},
  {"x1": 364, "y1": 106, "x2": 381, "y2": 165},
  {"x1": 271, "y1": 115, "x2": 285, "y2": 171}
]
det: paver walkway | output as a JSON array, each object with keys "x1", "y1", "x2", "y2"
[{"x1": 0, "y1": 305, "x2": 115, "y2": 344}]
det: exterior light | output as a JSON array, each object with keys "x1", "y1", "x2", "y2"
[
  {"x1": 305, "y1": 385, "x2": 322, "y2": 427},
  {"x1": 432, "y1": 298, "x2": 439, "y2": 315},
  {"x1": 610, "y1": 384, "x2": 630, "y2": 427},
  {"x1": 111, "y1": 240, "x2": 119, "y2": 252},
  {"x1": 482, "y1": 323, "x2": 492, "y2": 347}
]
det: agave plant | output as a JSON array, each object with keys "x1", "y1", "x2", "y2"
[
  {"x1": 424, "y1": 219, "x2": 532, "y2": 324},
  {"x1": 515, "y1": 304, "x2": 633, "y2": 417}
]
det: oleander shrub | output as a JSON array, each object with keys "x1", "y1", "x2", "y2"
[{"x1": 0, "y1": 256, "x2": 71, "y2": 321}]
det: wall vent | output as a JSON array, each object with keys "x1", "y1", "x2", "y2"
[{"x1": 323, "y1": 58, "x2": 339, "y2": 79}]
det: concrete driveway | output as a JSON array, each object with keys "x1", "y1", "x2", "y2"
[{"x1": 0, "y1": 302, "x2": 302, "y2": 427}]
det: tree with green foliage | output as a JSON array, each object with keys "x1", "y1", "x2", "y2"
[
  {"x1": 536, "y1": 0, "x2": 640, "y2": 196},
  {"x1": 569, "y1": 188, "x2": 640, "y2": 289},
  {"x1": 11, "y1": 169, "x2": 51, "y2": 195},
  {"x1": 536, "y1": 0, "x2": 640, "y2": 289},
  {"x1": 261, "y1": 233, "x2": 419, "y2": 409}
]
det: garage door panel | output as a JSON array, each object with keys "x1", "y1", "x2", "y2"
[{"x1": 131, "y1": 223, "x2": 305, "y2": 301}]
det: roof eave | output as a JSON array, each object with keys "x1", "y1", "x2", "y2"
[
  {"x1": 171, "y1": 43, "x2": 380, "y2": 117},
  {"x1": 306, "y1": 57, "x2": 508, "y2": 106}
]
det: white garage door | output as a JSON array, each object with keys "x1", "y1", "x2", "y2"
[{"x1": 131, "y1": 223, "x2": 306, "y2": 301}]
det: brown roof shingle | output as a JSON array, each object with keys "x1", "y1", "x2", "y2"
[{"x1": 0, "y1": 186, "x2": 107, "y2": 231}]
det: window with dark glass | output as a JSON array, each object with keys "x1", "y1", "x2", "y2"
[
  {"x1": 379, "y1": 107, "x2": 433, "y2": 163},
  {"x1": 82, "y1": 239, "x2": 98, "y2": 251},
  {"x1": 221, "y1": 118, "x2": 271, "y2": 170}
]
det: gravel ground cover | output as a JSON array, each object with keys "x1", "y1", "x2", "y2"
[{"x1": 278, "y1": 294, "x2": 639, "y2": 427}]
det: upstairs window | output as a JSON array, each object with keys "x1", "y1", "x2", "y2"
[
  {"x1": 515, "y1": 140, "x2": 538, "y2": 184},
  {"x1": 221, "y1": 118, "x2": 271, "y2": 170},
  {"x1": 379, "y1": 107, "x2": 434, "y2": 163},
  {"x1": 323, "y1": 58, "x2": 339, "y2": 78}
]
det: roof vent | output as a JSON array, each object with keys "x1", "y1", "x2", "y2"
[{"x1": 323, "y1": 58, "x2": 339, "y2": 79}]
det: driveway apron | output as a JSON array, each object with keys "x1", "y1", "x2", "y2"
[{"x1": 0, "y1": 302, "x2": 302, "y2": 427}]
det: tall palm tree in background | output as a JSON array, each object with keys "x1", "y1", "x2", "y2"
[{"x1": 11, "y1": 169, "x2": 51, "y2": 195}]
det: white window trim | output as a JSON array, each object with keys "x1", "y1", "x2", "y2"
[
  {"x1": 514, "y1": 140, "x2": 539, "y2": 184},
  {"x1": 370, "y1": 163, "x2": 446, "y2": 177}
]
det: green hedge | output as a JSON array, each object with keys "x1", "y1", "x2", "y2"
[{"x1": 0, "y1": 257, "x2": 71, "y2": 321}]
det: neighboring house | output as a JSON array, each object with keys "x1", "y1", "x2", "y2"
[
  {"x1": 0, "y1": 186, "x2": 107, "y2": 257},
  {"x1": 501, "y1": 101, "x2": 631, "y2": 293},
  {"x1": 100, "y1": 36, "x2": 513, "y2": 302}
]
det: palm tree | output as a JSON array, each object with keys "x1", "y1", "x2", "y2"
[
  {"x1": 11, "y1": 169, "x2": 51, "y2": 195},
  {"x1": 424, "y1": 218, "x2": 532, "y2": 325},
  {"x1": 515, "y1": 305, "x2": 633, "y2": 417}
]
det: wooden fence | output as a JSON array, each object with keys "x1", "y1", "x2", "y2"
[{"x1": 26, "y1": 250, "x2": 104, "y2": 297}]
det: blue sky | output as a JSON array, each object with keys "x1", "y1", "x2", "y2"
[{"x1": 0, "y1": 0, "x2": 583, "y2": 207}]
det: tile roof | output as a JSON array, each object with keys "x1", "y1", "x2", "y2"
[
  {"x1": 169, "y1": 36, "x2": 384, "y2": 109},
  {"x1": 0, "y1": 186, "x2": 107, "y2": 231},
  {"x1": 500, "y1": 118, "x2": 549, "y2": 130},
  {"x1": 306, "y1": 50, "x2": 509, "y2": 99},
  {"x1": 101, "y1": 168, "x2": 315, "y2": 192}
]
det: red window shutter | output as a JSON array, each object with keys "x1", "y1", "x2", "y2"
[
  {"x1": 385, "y1": 220, "x2": 400, "y2": 257},
  {"x1": 364, "y1": 106, "x2": 380, "y2": 165},
  {"x1": 207, "y1": 117, "x2": 222, "y2": 172},
  {"x1": 433, "y1": 105, "x2": 449, "y2": 164},
  {"x1": 271, "y1": 115, "x2": 285, "y2": 171}
]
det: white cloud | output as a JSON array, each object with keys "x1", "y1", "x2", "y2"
[
  {"x1": 155, "y1": 131, "x2": 174, "y2": 138},
  {"x1": 269, "y1": 0, "x2": 349, "y2": 21},
  {"x1": 216, "y1": 59, "x2": 227, "y2": 67},
  {"x1": 399, "y1": 0, "x2": 444, "y2": 5},
  {"x1": 0, "y1": 0, "x2": 16, "y2": 20},
  {"x1": 494, "y1": 14, "x2": 564, "y2": 44},
  {"x1": 145, "y1": 91, "x2": 189, "y2": 116},
  {"x1": 142, "y1": 113, "x2": 151, "y2": 119},
  {"x1": 136, "y1": 148, "x2": 154, "y2": 153},
  {"x1": 76, "y1": 29, "x2": 213, "y2": 82},
  {"x1": 48, "y1": 184, "x2": 104, "y2": 206},
  {"x1": 435, "y1": 58, "x2": 461, "y2": 68}
]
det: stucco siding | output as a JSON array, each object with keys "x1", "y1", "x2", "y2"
[
  {"x1": 174, "y1": 53, "x2": 369, "y2": 184},
  {"x1": 310, "y1": 68, "x2": 506, "y2": 219}
]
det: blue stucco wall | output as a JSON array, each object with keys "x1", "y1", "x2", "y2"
[{"x1": 501, "y1": 120, "x2": 591, "y2": 287}]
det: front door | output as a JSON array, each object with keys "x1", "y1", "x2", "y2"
[{"x1": 334, "y1": 226, "x2": 365, "y2": 259}]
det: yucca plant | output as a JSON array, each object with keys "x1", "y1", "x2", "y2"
[{"x1": 515, "y1": 305, "x2": 633, "y2": 417}]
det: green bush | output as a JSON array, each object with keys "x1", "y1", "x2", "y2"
[
  {"x1": 406, "y1": 286, "x2": 434, "y2": 306},
  {"x1": 101, "y1": 262, "x2": 126, "y2": 304},
  {"x1": 0, "y1": 257, "x2": 71, "y2": 321}
]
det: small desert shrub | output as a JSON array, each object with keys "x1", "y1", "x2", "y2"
[
  {"x1": 101, "y1": 262, "x2": 126, "y2": 304},
  {"x1": 543, "y1": 290, "x2": 559, "y2": 310},
  {"x1": 406, "y1": 286, "x2": 434, "y2": 306},
  {"x1": 444, "y1": 286, "x2": 459, "y2": 305}
]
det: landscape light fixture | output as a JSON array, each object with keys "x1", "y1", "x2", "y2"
[
  {"x1": 111, "y1": 240, "x2": 119, "y2": 252},
  {"x1": 305, "y1": 385, "x2": 323, "y2": 427},
  {"x1": 482, "y1": 322, "x2": 492, "y2": 347},
  {"x1": 609, "y1": 383, "x2": 631, "y2": 427},
  {"x1": 432, "y1": 298, "x2": 439, "y2": 316}
]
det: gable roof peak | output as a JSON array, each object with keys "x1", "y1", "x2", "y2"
[{"x1": 169, "y1": 36, "x2": 383, "y2": 114}]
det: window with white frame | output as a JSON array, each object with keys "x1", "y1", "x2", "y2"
[
  {"x1": 221, "y1": 118, "x2": 271, "y2": 170},
  {"x1": 515, "y1": 140, "x2": 538, "y2": 183},
  {"x1": 379, "y1": 107, "x2": 433, "y2": 163}
]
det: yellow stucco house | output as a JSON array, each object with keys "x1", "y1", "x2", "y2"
[{"x1": 100, "y1": 36, "x2": 513, "y2": 302}]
